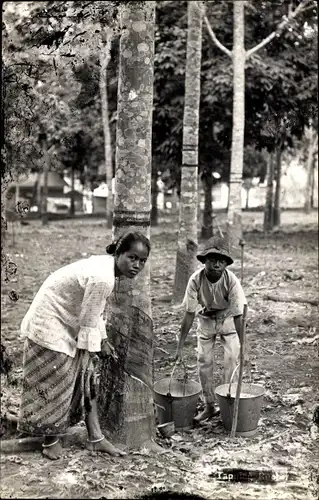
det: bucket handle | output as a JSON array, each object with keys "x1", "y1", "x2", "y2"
[
  {"x1": 168, "y1": 360, "x2": 188, "y2": 396},
  {"x1": 227, "y1": 363, "x2": 240, "y2": 398},
  {"x1": 227, "y1": 358, "x2": 254, "y2": 398}
]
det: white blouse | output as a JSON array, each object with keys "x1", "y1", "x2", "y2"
[{"x1": 20, "y1": 255, "x2": 115, "y2": 357}]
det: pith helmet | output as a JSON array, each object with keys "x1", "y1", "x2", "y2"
[{"x1": 196, "y1": 235, "x2": 233, "y2": 265}]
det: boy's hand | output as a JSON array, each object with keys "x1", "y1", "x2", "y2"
[{"x1": 200, "y1": 308, "x2": 216, "y2": 318}]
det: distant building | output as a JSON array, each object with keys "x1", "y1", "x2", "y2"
[
  {"x1": 91, "y1": 180, "x2": 115, "y2": 214},
  {"x1": 210, "y1": 160, "x2": 318, "y2": 210},
  {"x1": 6, "y1": 172, "x2": 83, "y2": 214}
]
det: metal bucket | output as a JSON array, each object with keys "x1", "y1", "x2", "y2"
[
  {"x1": 154, "y1": 362, "x2": 201, "y2": 431},
  {"x1": 215, "y1": 366, "x2": 265, "y2": 437}
]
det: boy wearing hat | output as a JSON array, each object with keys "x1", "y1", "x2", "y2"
[{"x1": 175, "y1": 236, "x2": 247, "y2": 422}]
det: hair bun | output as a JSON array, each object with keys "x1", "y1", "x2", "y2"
[{"x1": 106, "y1": 242, "x2": 117, "y2": 255}]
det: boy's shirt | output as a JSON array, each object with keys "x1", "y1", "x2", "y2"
[{"x1": 183, "y1": 268, "x2": 247, "y2": 322}]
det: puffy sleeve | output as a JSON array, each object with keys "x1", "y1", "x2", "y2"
[
  {"x1": 77, "y1": 278, "x2": 112, "y2": 352},
  {"x1": 227, "y1": 273, "x2": 247, "y2": 317},
  {"x1": 182, "y1": 275, "x2": 199, "y2": 313}
]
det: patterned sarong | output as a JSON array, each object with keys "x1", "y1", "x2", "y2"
[{"x1": 18, "y1": 338, "x2": 97, "y2": 436}]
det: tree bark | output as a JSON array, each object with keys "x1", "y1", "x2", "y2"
[
  {"x1": 99, "y1": 28, "x2": 114, "y2": 229},
  {"x1": 304, "y1": 127, "x2": 317, "y2": 213},
  {"x1": 98, "y1": 1, "x2": 156, "y2": 450},
  {"x1": 1, "y1": 187, "x2": 8, "y2": 245},
  {"x1": 172, "y1": 1, "x2": 202, "y2": 304},
  {"x1": 263, "y1": 152, "x2": 274, "y2": 232},
  {"x1": 227, "y1": 0, "x2": 245, "y2": 249},
  {"x1": 273, "y1": 145, "x2": 282, "y2": 227},
  {"x1": 201, "y1": 171, "x2": 213, "y2": 239}
]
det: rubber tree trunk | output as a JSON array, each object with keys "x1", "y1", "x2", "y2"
[
  {"x1": 41, "y1": 144, "x2": 49, "y2": 226},
  {"x1": 1, "y1": 185, "x2": 8, "y2": 245},
  {"x1": 172, "y1": 1, "x2": 202, "y2": 304},
  {"x1": 99, "y1": 28, "x2": 114, "y2": 229},
  {"x1": 227, "y1": 0, "x2": 245, "y2": 248},
  {"x1": 273, "y1": 145, "x2": 282, "y2": 227},
  {"x1": 98, "y1": 1, "x2": 156, "y2": 450},
  {"x1": 151, "y1": 165, "x2": 158, "y2": 226},
  {"x1": 201, "y1": 171, "x2": 213, "y2": 239},
  {"x1": 304, "y1": 128, "x2": 317, "y2": 213},
  {"x1": 263, "y1": 152, "x2": 274, "y2": 231}
]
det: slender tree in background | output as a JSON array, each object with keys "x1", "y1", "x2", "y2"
[
  {"x1": 263, "y1": 114, "x2": 288, "y2": 228},
  {"x1": 38, "y1": 132, "x2": 49, "y2": 226},
  {"x1": 172, "y1": 0, "x2": 203, "y2": 304},
  {"x1": 99, "y1": 27, "x2": 114, "y2": 228},
  {"x1": 98, "y1": 1, "x2": 161, "y2": 451},
  {"x1": 36, "y1": 172, "x2": 42, "y2": 214},
  {"x1": 273, "y1": 136, "x2": 284, "y2": 227},
  {"x1": 227, "y1": 0, "x2": 245, "y2": 245},
  {"x1": 200, "y1": 122, "x2": 222, "y2": 239},
  {"x1": 304, "y1": 125, "x2": 318, "y2": 213},
  {"x1": 263, "y1": 152, "x2": 275, "y2": 231},
  {"x1": 200, "y1": 170, "x2": 213, "y2": 239},
  {"x1": 204, "y1": 0, "x2": 314, "y2": 246}
]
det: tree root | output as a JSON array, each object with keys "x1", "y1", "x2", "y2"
[
  {"x1": 264, "y1": 294, "x2": 318, "y2": 306},
  {"x1": 1, "y1": 436, "x2": 44, "y2": 453},
  {"x1": 0, "y1": 425, "x2": 88, "y2": 454}
]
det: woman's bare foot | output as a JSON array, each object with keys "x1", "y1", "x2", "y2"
[
  {"x1": 42, "y1": 440, "x2": 63, "y2": 460},
  {"x1": 87, "y1": 437, "x2": 126, "y2": 456}
]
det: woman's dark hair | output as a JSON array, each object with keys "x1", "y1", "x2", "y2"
[{"x1": 106, "y1": 231, "x2": 151, "y2": 257}]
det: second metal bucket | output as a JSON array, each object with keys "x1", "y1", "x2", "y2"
[
  {"x1": 215, "y1": 367, "x2": 265, "y2": 437},
  {"x1": 154, "y1": 362, "x2": 201, "y2": 431}
]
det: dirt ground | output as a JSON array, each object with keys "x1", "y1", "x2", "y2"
[{"x1": 1, "y1": 210, "x2": 318, "y2": 499}]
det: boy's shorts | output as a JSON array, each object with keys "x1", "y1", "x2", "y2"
[{"x1": 196, "y1": 313, "x2": 236, "y2": 339}]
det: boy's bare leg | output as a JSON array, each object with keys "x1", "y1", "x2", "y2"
[
  {"x1": 221, "y1": 333, "x2": 240, "y2": 383},
  {"x1": 86, "y1": 399, "x2": 126, "y2": 456},
  {"x1": 195, "y1": 334, "x2": 220, "y2": 422},
  {"x1": 194, "y1": 403, "x2": 220, "y2": 422}
]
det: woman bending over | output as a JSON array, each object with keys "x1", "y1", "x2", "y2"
[{"x1": 18, "y1": 231, "x2": 150, "y2": 460}]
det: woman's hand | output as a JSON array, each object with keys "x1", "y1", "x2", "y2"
[{"x1": 99, "y1": 339, "x2": 117, "y2": 359}]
